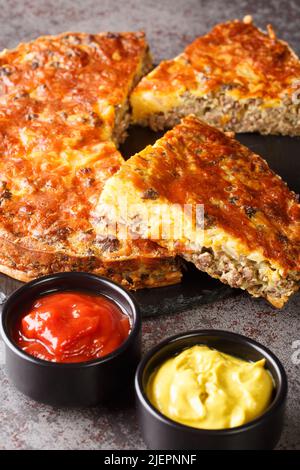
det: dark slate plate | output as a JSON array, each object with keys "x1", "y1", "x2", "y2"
[{"x1": 0, "y1": 127, "x2": 299, "y2": 317}]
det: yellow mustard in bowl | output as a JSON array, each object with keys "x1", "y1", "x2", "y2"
[{"x1": 146, "y1": 345, "x2": 274, "y2": 430}]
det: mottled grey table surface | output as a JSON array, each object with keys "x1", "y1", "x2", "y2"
[{"x1": 0, "y1": 0, "x2": 299, "y2": 450}]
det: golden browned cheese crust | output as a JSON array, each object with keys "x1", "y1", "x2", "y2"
[
  {"x1": 99, "y1": 115, "x2": 300, "y2": 306},
  {"x1": 0, "y1": 32, "x2": 150, "y2": 140},
  {"x1": 131, "y1": 19, "x2": 300, "y2": 134},
  {"x1": 0, "y1": 32, "x2": 181, "y2": 288}
]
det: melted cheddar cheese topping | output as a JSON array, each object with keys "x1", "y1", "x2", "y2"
[
  {"x1": 132, "y1": 19, "x2": 300, "y2": 120},
  {"x1": 100, "y1": 115, "x2": 300, "y2": 274}
]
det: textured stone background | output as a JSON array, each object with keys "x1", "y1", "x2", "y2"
[{"x1": 0, "y1": 0, "x2": 299, "y2": 450}]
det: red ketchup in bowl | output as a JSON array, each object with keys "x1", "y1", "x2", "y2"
[{"x1": 14, "y1": 291, "x2": 131, "y2": 363}]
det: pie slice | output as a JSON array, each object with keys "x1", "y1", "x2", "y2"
[
  {"x1": 131, "y1": 16, "x2": 300, "y2": 136},
  {"x1": 0, "y1": 31, "x2": 181, "y2": 288},
  {"x1": 98, "y1": 115, "x2": 300, "y2": 307}
]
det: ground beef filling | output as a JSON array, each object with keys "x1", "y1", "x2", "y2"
[{"x1": 186, "y1": 248, "x2": 298, "y2": 300}]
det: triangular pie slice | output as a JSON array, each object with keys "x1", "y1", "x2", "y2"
[
  {"x1": 0, "y1": 31, "x2": 181, "y2": 288},
  {"x1": 131, "y1": 16, "x2": 300, "y2": 135},
  {"x1": 98, "y1": 115, "x2": 300, "y2": 307}
]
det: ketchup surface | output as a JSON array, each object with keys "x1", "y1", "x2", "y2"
[{"x1": 14, "y1": 291, "x2": 131, "y2": 363}]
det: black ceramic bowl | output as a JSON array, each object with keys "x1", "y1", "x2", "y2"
[
  {"x1": 0, "y1": 272, "x2": 141, "y2": 407},
  {"x1": 135, "y1": 330, "x2": 287, "y2": 450}
]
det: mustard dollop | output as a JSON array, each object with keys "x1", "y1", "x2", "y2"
[{"x1": 146, "y1": 345, "x2": 274, "y2": 429}]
